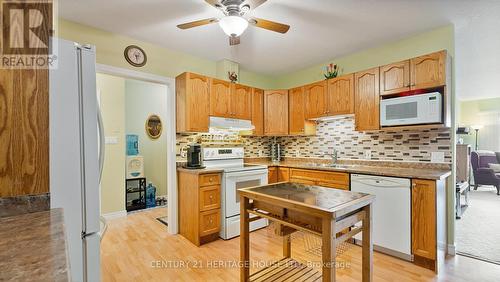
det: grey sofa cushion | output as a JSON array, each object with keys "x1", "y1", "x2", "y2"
[
  {"x1": 496, "y1": 152, "x2": 500, "y2": 163},
  {"x1": 490, "y1": 163, "x2": 500, "y2": 173}
]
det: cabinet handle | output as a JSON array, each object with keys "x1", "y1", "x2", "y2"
[{"x1": 209, "y1": 177, "x2": 214, "y2": 182}]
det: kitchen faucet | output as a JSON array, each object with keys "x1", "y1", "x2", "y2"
[{"x1": 326, "y1": 149, "x2": 338, "y2": 165}]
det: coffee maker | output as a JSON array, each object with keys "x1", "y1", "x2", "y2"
[{"x1": 184, "y1": 143, "x2": 205, "y2": 169}]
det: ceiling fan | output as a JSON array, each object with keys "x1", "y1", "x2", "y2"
[{"x1": 177, "y1": 0, "x2": 290, "y2": 46}]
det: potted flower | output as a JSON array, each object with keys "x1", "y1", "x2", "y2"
[{"x1": 324, "y1": 63, "x2": 339, "y2": 79}]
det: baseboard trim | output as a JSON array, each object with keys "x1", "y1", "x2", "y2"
[
  {"x1": 447, "y1": 244, "x2": 456, "y2": 255},
  {"x1": 102, "y1": 210, "x2": 127, "y2": 220}
]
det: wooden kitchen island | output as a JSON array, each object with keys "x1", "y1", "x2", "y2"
[{"x1": 239, "y1": 183, "x2": 375, "y2": 282}]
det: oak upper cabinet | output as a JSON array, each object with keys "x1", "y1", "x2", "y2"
[
  {"x1": 264, "y1": 90, "x2": 289, "y2": 135},
  {"x1": 289, "y1": 86, "x2": 316, "y2": 135},
  {"x1": 210, "y1": 78, "x2": 232, "y2": 118},
  {"x1": 354, "y1": 67, "x2": 380, "y2": 131},
  {"x1": 380, "y1": 60, "x2": 410, "y2": 95},
  {"x1": 304, "y1": 81, "x2": 328, "y2": 119},
  {"x1": 251, "y1": 88, "x2": 264, "y2": 135},
  {"x1": 232, "y1": 84, "x2": 252, "y2": 120},
  {"x1": 176, "y1": 72, "x2": 211, "y2": 133},
  {"x1": 327, "y1": 74, "x2": 355, "y2": 115},
  {"x1": 410, "y1": 50, "x2": 446, "y2": 90}
]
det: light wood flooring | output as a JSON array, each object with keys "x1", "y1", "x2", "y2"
[{"x1": 101, "y1": 208, "x2": 500, "y2": 281}]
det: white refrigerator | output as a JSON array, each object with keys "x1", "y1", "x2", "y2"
[{"x1": 49, "y1": 38, "x2": 104, "y2": 282}]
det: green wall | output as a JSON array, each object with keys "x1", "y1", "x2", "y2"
[
  {"x1": 275, "y1": 25, "x2": 455, "y2": 89},
  {"x1": 459, "y1": 97, "x2": 500, "y2": 146},
  {"x1": 57, "y1": 19, "x2": 276, "y2": 89}
]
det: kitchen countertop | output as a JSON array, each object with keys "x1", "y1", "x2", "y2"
[
  {"x1": 0, "y1": 209, "x2": 70, "y2": 281},
  {"x1": 177, "y1": 166, "x2": 224, "y2": 175},
  {"x1": 246, "y1": 159, "x2": 451, "y2": 180}
]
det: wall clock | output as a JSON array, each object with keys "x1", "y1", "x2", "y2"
[
  {"x1": 124, "y1": 45, "x2": 147, "y2": 67},
  {"x1": 145, "y1": 114, "x2": 162, "y2": 139}
]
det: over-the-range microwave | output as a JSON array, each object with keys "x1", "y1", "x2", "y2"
[{"x1": 380, "y1": 92, "x2": 442, "y2": 127}]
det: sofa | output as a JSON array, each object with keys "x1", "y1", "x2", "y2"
[{"x1": 471, "y1": 151, "x2": 500, "y2": 195}]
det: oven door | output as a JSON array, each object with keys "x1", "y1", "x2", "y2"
[{"x1": 223, "y1": 169, "x2": 268, "y2": 218}]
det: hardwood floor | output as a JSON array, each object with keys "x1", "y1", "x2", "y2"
[{"x1": 101, "y1": 208, "x2": 500, "y2": 281}]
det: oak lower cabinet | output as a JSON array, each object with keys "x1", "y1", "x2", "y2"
[
  {"x1": 327, "y1": 74, "x2": 355, "y2": 115},
  {"x1": 277, "y1": 167, "x2": 290, "y2": 182},
  {"x1": 268, "y1": 167, "x2": 278, "y2": 184},
  {"x1": 251, "y1": 88, "x2": 264, "y2": 135},
  {"x1": 289, "y1": 86, "x2": 316, "y2": 135},
  {"x1": 410, "y1": 50, "x2": 446, "y2": 90},
  {"x1": 178, "y1": 171, "x2": 221, "y2": 246},
  {"x1": 176, "y1": 72, "x2": 211, "y2": 133},
  {"x1": 354, "y1": 67, "x2": 380, "y2": 131},
  {"x1": 411, "y1": 178, "x2": 447, "y2": 272},
  {"x1": 304, "y1": 81, "x2": 328, "y2": 119},
  {"x1": 264, "y1": 90, "x2": 289, "y2": 135},
  {"x1": 268, "y1": 167, "x2": 291, "y2": 184},
  {"x1": 289, "y1": 168, "x2": 349, "y2": 190},
  {"x1": 380, "y1": 60, "x2": 410, "y2": 95}
]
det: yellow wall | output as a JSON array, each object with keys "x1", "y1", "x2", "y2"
[
  {"x1": 57, "y1": 19, "x2": 276, "y2": 89},
  {"x1": 97, "y1": 73, "x2": 126, "y2": 214},
  {"x1": 125, "y1": 79, "x2": 168, "y2": 197}
]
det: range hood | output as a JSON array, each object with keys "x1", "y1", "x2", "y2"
[{"x1": 209, "y1": 116, "x2": 255, "y2": 131}]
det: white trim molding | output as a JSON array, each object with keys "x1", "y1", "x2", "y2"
[
  {"x1": 102, "y1": 210, "x2": 127, "y2": 220},
  {"x1": 447, "y1": 244, "x2": 456, "y2": 255},
  {"x1": 95, "y1": 64, "x2": 178, "y2": 235}
]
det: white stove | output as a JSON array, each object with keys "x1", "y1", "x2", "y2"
[{"x1": 203, "y1": 148, "x2": 269, "y2": 240}]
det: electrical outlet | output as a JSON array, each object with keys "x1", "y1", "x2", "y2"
[
  {"x1": 258, "y1": 150, "x2": 264, "y2": 157},
  {"x1": 295, "y1": 150, "x2": 301, "y2": 158},
  {"x1": 364, "y1": 150, "x2": 372, "y2": 160},
  {"x1": 431, "y1": 152, "x2": 445, "y2": 163}
]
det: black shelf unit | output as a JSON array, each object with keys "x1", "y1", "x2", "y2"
[{"x1": 126, "y1": 177, "x2": 146, "y2": 212}]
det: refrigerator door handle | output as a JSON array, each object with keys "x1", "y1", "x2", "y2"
[{"x1": 97, "y1": 103, "x2": 105, "y2": 184}]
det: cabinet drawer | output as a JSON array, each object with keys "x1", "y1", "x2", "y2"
[
  {"x1": 290, "y1": 169, "x2": 349, "y2": 188},
  {"x1": 318, "y1": 181, "x2": 349, "y2": 190},
  {"x1": 199, "y1": 173, "x2": 221, "y2": 187},
  {"x1": 290, "y1": 177, "x2": 317, "y2": 186},
  {"x1": 199, "y1": 185, "x2": 220, "y2": 211},
  {"x1": 200, "y1": 209, "x2": 221, "y2": 236}
]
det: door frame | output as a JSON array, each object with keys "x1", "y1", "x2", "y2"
[{"x1": 96, "y1": 64, "x2": 178, "y2": 234}]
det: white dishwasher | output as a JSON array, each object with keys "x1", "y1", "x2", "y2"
[{"x1": 351, "y1": 174, "x2": 412, "y2": 261}]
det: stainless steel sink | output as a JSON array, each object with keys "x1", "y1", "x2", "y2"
[{"x1": 304, "y1": 163, "x2": 355, "y2": 169}]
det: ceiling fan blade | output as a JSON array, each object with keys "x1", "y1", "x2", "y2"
[
  {"x1": 250, "y1": 17, "x2": 290, "y2": 34},
  {"x1": 229, "y1": 36, "x2": 241, "y2": 46},
  {"x1": 177, "y1": 18, "x2": 218, "y2": 29},
  {"x1": 241, "y1": 0, "x2": 267, "y2": 10},
  {"x1": 204, "y1": 0, "x2": 223, "y2": 9}
]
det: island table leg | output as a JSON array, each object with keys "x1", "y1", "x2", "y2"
[
  {"x1": 283, "y1": 234, "x2": 291, "y2": 258},
  {"x1": 322, "y1": 218, "x2": 336, "y2": 282},
  {"x1": 240, "y1": 196, "x2": 250, "y2": 282},
  {"x1": 362, "y1": 204, "x2": 373, "y2": 282}
]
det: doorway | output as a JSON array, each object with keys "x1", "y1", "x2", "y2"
[{"x1": 95, "y1": 65, "x2": 177, "y2": 234}]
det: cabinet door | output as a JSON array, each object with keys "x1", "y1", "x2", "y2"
[
  {"x1": 268, "y1": 167, "x2": 278, "y2": 184},
  {"x1": 410, "y1": 51, "x2": 446, "y2": 90},
  {"x1": 289, "y1": 87, "x2": 307, "y2": 135},
  {"x1": 181, "y1": 73, "x2": 210, "y2": 132},
  {"x1": 199, "y1": 185, "x2": 221, "y2": 211},
  {"x1": 380, "y1": 60, "x2": 410, "y2": 95},
  {"x1": 327, "y1": 74, "x2": 355, "y2": 115},
  {"x1": 355, "y1": 68, "x2": 380, "y2": 131},
  {"x1": 277, "y1": 167, "x2": 290, "y2": 182},
  {"x1": 210, "y1": 78, "x2": 232, "y2": 118},
  {"x1": 264, "y1": 90, "x2": 289, "y2": 135},
  {"x1": 251, "y1": 88, "x2": 264, "y2": 135},
  {"x1": 304, "y1": 81, "x2": 328, "y2": 119},
  {"x1": 412, "y1": 179, "x2": 437, "y2": 260},
  {"x1": 232, "y1": 84, "x2": 252, "y2": 120}
]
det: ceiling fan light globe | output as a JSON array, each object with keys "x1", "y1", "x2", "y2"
[{"x1": 219, "y1": 16, "x2": 248, "y2": 37}]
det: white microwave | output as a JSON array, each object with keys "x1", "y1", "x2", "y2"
[{"x1": 380, "y1": 92, "x2": 442, "y2": 127}]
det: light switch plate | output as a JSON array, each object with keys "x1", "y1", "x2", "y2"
[
  {"x1": 431, "y1": 152, "x2": 445, "y2": 163},
  {"x1": 105, "y1": 136, "x2": 119, "y2": 144},
  {"x1": 364, "y1": 150, "x2": 372, "y2": 160}
]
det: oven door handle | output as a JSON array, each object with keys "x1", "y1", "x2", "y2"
[{"x1": 225, "y1": 170, "x2": 268, "y2": 178}]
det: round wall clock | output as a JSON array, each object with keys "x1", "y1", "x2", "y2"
[
  {"x1": 124, "y1": 45, "x2": 147, "y2": 67},
  {"x1": 145, "y1": 114, "x2": 162, "y2": 139}
]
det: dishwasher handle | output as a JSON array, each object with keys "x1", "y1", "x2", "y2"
[{"x1": 351, "y1": 176, "x2": 410, "y2": 188}]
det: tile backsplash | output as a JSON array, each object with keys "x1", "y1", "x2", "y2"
[{"x1": 176, "y1": 116, "x2": 452, "y2": 163}]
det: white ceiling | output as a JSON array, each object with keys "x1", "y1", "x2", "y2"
[{"x1": 59, "y1": 0, "x2": 500, "y2": 100}]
